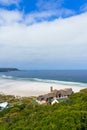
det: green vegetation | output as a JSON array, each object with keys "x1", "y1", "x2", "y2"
[{"x1": 0, "y1": 89, "x2": 87, "y2": 130}]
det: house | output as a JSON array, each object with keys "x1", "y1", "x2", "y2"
[
  {"x1": 0, "y1": 102, "x2": 8, "y2": 110},
  {"x1": 37, "y1": 88, "x2": 74, "y2": 105}
]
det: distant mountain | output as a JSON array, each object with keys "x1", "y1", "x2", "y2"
[{"x1": 0, "y1": 68, "x2": 19, "y2": 72}]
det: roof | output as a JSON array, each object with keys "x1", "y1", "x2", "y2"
[
  {"x1": 37, "y1": 88, "x2": 73, "y2": 101},
  {"x1": 0, "y1": 102, "x2": 8, "y2": 108}
]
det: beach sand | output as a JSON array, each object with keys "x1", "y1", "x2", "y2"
[{"x1": 0, "y1": 79, "x2": 86, "y2": 97}]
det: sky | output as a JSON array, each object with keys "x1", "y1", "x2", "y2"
[{"x1": 0, "y1": 0, "x2": 87, "y2": 70}]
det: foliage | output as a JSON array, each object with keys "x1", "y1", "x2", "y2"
[{"x1": 0, "y1": 89, "x2": 87, "y2": 130}]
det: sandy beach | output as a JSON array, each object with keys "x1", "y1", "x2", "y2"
[{"x1": 0, "y1": 79, "x2": 86, "y2": 97}]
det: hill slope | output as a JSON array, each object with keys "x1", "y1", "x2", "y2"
[{"x1": 0, "y1": 89, "x2": 87, "y2": 130}]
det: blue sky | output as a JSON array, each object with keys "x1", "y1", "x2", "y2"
[{"x1": 0, "y1": 0, "x2": 87, "y2": 70}]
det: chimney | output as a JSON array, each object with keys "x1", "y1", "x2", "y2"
[{"x1": 50, "y1": 86, "x2": 53, "y2": 92}]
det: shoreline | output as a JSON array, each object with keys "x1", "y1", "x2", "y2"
[{"x1": 0, "y1": 79, "x2": 87, "y2": 97}]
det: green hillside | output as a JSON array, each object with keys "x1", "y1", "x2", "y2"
[{"x1": 0, "y1": 89, "x2": 87, "y2": 130}]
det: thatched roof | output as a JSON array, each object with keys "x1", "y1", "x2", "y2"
[
  {"x1": 37, "y1": 88, "x2": 73, "y2": 101},
  {"x1": 63, "y1": 88, "x2": 74, "y2": 95}
]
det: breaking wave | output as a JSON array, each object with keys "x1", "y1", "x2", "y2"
[
  {"x1": 28, "y1": 78, "x2": 87, "y2": 87},
  {"x1": 0, "y1": 75, "x2": 13, "y2": 79},
  {"x1": 0, "y1": 74, "x2": 87, "y2": 87}
]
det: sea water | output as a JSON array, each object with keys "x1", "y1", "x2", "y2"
[{"x1": 0, "y1": 70, "x2": 87, "y2": 87}]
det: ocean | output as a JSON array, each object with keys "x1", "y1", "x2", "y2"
[
  {"x1": 0, "y1": 70, "x2": 87, "y2": 96},
  {"x1": 0, "y1": 70, "x2": 87, "y2": 86}
]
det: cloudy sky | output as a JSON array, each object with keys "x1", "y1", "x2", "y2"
[{"x1": 0, "y1": 0, "x2": 87, "y2": 70}]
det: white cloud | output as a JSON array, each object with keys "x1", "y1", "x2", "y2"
[
  {"x1": 0, "y1": 0, "x2": 21, "y2": 6},
  {"x1": 24, "y1": 11, "x2": 56, "y2": 25},
  {"x1": 0, "y1": 8, "x2": 74, "y2": 26},
  {"x1": 0, "y1": 9, "x2": 23, "y2": 26},
  {"x1": 0, "y1": 9, "x2": 87, "y2": 69},
  {"x1": 24, "y1": 9, "x2": 75, "y2": 25}
]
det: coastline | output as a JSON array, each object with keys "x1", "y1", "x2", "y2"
[{"x1": 0, "y1": 79, "x2": 86, "y2": 97}]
